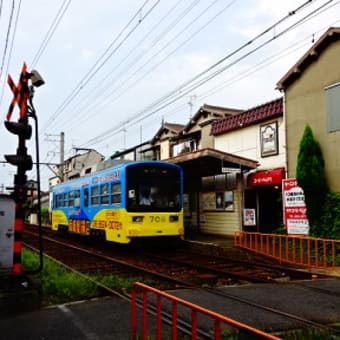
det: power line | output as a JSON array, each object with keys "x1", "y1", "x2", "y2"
[
  {"x1": 56, "y1": 0, "x2": 196, "y2": 132},
  {"x1": 40, "y1": 0, "x2": 160, "y2": 132},
  {"x1": 78, "y1": 0, "x2": 235, "y2": 125},
  {"x1": 79, "y1": 0, "x2": 330, "y2": 148},
  {"x1": 53, "y1": 0, "x2": 236, "y2": 135},
  {"x1": 0, "y1": 0, "x2": 15, "y2": 82},
  {"x1": 30, "y1": 0, "x2": 72, "y2": 69},
  {"x1": 0, "y1": 0, "x2": 22, "y2": 109}
]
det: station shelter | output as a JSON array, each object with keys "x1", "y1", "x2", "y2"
[{"x1": 169, "y1": 148, "x2": 258, "y2": 237}]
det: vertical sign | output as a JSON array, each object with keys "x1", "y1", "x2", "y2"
[{"x1": 282, "y1": 178, "x2": 309, "y2": 235}]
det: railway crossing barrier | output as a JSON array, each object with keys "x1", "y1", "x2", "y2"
[
  {"x1": 234, "y1": 232, "x2": 340, "y2": 271},
  {"x1": 131, "y1": 282, "x2": 281, "y2": 339}
]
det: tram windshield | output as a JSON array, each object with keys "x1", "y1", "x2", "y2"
[{"x1": 126, "y1": 165, "x2": 182, "y2": 212}]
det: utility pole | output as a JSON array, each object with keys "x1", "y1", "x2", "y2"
[
  {"x1": 45, "y1": 131, "x2": 65, "y2": 182},
  {"x1": 60, "y1": 131, "x2": 64, "y2": 182}
]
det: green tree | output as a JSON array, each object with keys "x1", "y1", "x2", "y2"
[{"x1": 296, "y1": 124, "x2": 329, "y2": 232}]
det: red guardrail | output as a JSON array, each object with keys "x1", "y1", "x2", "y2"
[
  {"x1": 234, "y1": 232, "x2": 340, "y2": 271},
  {"x1": 130, "y1": 282, "x2": 281, "y2": 339}
]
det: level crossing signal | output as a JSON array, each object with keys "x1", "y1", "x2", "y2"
[{"x1": 4, "y1": 63, "x2": 32, "y2": 204}]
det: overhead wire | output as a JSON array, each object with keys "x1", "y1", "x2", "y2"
[
  {"x1": 41, "y1": 0, "x2": 160, "y2": 132},
  {"x1": 57, "y1": 0, "x2": 197, "y2": 132},
  {"x1": 78, "y1": 0, "x2": 314, "y2": 146},
  {"x1": 56, "y1": 0, "x2": 236, "y2": 135},
  {"x1": 0, "y1": 0, "x2": 15, "y2": 84},
  {"x1": 76, "y1": 0, "x2": 237, "y2": 127},
  {"x1": 92, "y1": 1, "x2": 340, "y2": 147},
  {"x1": 0, "y1": 0, "x2": 22, "y2": 109},
  {"x1": 0, "y1": 0, "x2": 3, "y2": 21},
  {"x1": 79, "y1": 0, "x2": 331, "y2": 148},
  {"x1": 30, "y1": 0, "x2": 72, "y2": 69}
]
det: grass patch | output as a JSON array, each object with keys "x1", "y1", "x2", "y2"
[{"x1": 22, "y1": 248, "x2": 150, "y2": 306}]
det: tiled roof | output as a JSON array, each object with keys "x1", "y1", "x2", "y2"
[
  {"x1": 151, "y1": 122, "x2": 185, "y2": 143},
  {"x1": 184, "y1": 104, "x2": 242, "y2": 132},
  {"x1": 163, "y1": 122, "x2": 185, "y2": 133},
  {"x1": 211, "y1": 97, "x2": 283, "y2": 136},
  {"x1": 277, "y1": 27, "x2": 340, "y2": 90}
]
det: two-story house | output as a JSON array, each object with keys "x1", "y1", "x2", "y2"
[
  {"x1": 276, "y1": 26, "x2": 340, "y2": 192},
  {"x1": 49, "y1": 149, "x2": 105, "y2": 188},
  {"x1": 212, "y1": 98, "x2": 285, "y2": 233}
]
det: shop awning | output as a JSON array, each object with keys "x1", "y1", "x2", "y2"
[{"x1": 247, "y1": 167, "x2": 285, "y2": 187}]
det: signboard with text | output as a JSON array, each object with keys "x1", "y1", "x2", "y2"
[{"x1": 282, "y1": 178, "x2": 309, "y2": 235}]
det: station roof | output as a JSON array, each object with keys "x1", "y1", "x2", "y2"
[{"x1": 168, "y1": 147, "x2": 258, "y2": 178}]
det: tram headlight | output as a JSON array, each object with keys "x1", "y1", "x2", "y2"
[
  {"x1": 132, "y1": 216, "x2": 144, "y2": 223},
  {"x1": 169, "y1": 215, "x2": 179, "y2": 222}
]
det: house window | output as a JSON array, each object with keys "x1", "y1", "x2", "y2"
[
  {"x1": 172, "y1": 139, "x2": 197, "y2": 156},
  {"x1": 325, "y1": 82, "x2": 340, "y2": 132}
]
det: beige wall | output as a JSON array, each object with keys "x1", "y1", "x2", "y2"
[
  {"x1": 198, "y1": 186, "x2": 242, "y2": 236},
  {"x1": 160, "y1": 140, "x2": 171, "y2": 159},
  {"x1": 284, "y1": 42, "x2": 340, "y2": 191},
  {"x1": 200, "y1": 125, "x2": 214, "y2": 148}
]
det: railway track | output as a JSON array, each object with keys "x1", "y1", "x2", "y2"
[
  {"x1": 23, "y1": 225, "x2": 326, "y2": 287},
  {"x1": 23, "y1": 231, "x2": 193, "y2": 290},
  {"x1": 22, "y1": 225, "x2": 340, "y2": 338},
  {"x1": 199, "y1": 286, "x2": 340, "y2": 338}
]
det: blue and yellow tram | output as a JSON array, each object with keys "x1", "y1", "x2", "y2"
[{"x1": 51, "y1": 161, "x2": 184, "y2": 244}]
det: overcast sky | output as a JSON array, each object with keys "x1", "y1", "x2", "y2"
[{"x1": 0, "y1": 0, "x2": 339, "y2": 191}]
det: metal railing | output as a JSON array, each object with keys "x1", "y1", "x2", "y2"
[
  {"x1": 234, "y1": 232, "x2": 340, "y2": 271},
  {"x1": 131, "y1": 282, "x2": 281, "y2": 339}
]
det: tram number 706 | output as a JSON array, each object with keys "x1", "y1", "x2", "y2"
[{"x1": 149, "y1": 216, "x2": 161, "y2": 223}]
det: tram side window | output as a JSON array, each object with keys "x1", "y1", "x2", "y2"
[
  {"x1": 100, "y1": 183, "x2": 109, "y2": 205},
  {"x1": 84, "y1": 188, "x2": 89, "y2": 207},
  {"x1": 63, "y1": 193, "x2": 68, "y2": 207},
  {"x1": 74, "y1": 190, "x2": 80, "y2": 207},
  {"x1": 91, "y1": 186, "x2": 99, "y2": 205},
  {"x1": 111, "y1": 182, "x2": 121, "y2": 204},
  {"x1": 57, "y1": 194, "x2": 63, "y2": 208},
  {"x1": 54, "y1": 194, "x2": 59, "y2": 208},
  {"x1": 69, "y1": 191, "x2": 74, "y2": 207}
]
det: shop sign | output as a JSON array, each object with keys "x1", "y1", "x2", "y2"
[
  {"x1": 221, "y1": 167, "x2": 241, "y2": 173},
  {"x1": 247, "y1": 168, "x2": 284, "y2": 187},
  {"x1": 282, "y1": 178, "x2": 309, "y2": 235}
]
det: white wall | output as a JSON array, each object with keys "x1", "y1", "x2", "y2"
[{"x1": 214, "y1": 117, "x2": 286, "y2": 170}]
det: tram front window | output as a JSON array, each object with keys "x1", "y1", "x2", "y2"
[{"x1": 126, "y1": 166, "x2": 181, "y2": 212}]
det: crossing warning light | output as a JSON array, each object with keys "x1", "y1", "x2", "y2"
[{"x1": 4, "y1": 119, "x2": 33, "y2": 172}]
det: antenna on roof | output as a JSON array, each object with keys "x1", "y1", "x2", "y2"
[{"x1": 188, "y1": 94, "x2": 197, "y2": 119}]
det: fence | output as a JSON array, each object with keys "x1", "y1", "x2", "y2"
[
  {"x1": 130, "y1": 281, "x2": 281, "y2": 339},
  {"x1": 234, "y1": 232, "x2": 340, "y2": 271}
]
